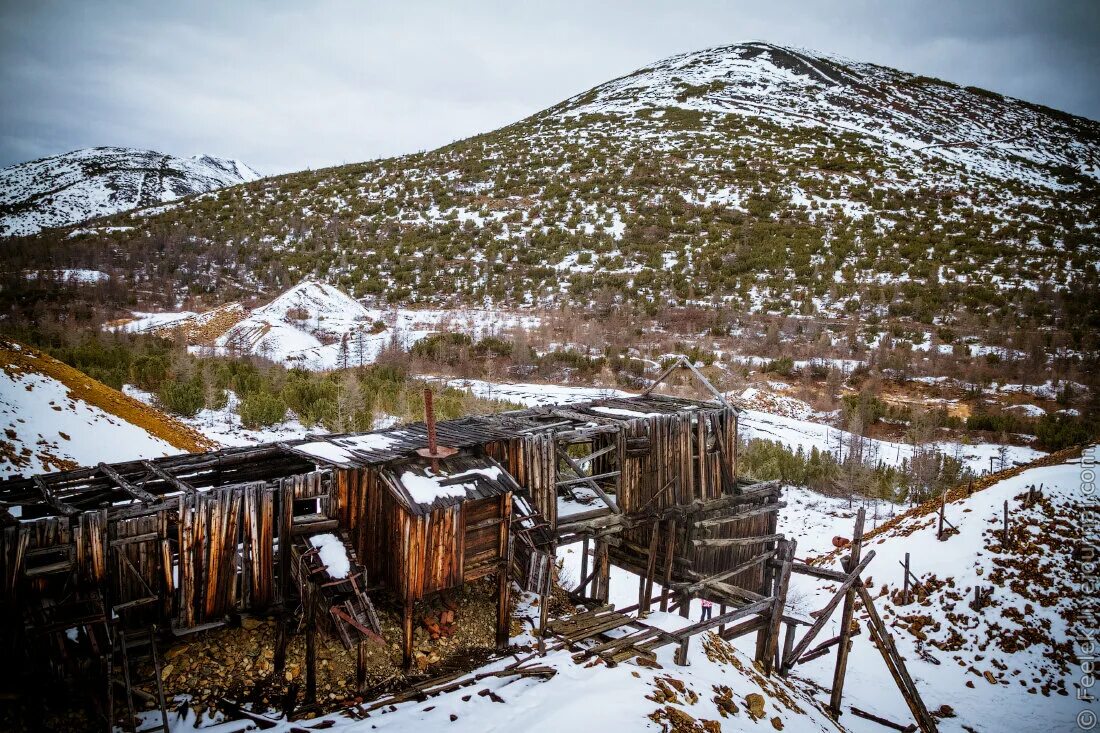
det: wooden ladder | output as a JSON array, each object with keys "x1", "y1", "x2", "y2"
[{"x1": 108, "y1": 624, "x2": 169, "y2": 733}]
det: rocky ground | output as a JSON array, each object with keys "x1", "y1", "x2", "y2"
[{"x1": 137, "y1": 578, "x2": 510, "y2": 721}]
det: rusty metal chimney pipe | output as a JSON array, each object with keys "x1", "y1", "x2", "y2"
[{"x1": 424, "y1": 388, "x2": 437, "y2": 457}]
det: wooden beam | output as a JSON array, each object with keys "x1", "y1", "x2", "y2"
[
  {"x1": 571, "y1": 444, "x2": 617, "y2": 468},
  {"x1": 33, "y1": 476, "x2": 78, "y2": 516},
  {"x1": 855, "y1": 583, "x2": 938, "y2": 732},
  {"x1": 695, "y1": 502, "x2": 786, "y2": 527},
  {"x1": 850, "y1": 706, "x2": 918, "y2": 733},
  {"x1": 557, "y1": 446, "x2": 621, "y2": 514},
  {"x1": 763, "y1": 538, "x2": 796, "y2": 675},
  {"x1": 555, "y1": 470, "x2": 621, "y2": 488},
  {"x1": 98, "y1": 462, "x2": 158, "y2": 505},
  {"x1": 142, "y1": 460, "x2": 196, "y2": 496},
  {"x1": 674, "y1": 550, "x2": 775, "y2": 593},
  {"x1": 670, "y1": 598, "x2": 772, "y2": 639},
  {"x1": 830, "y1": 507, "x2": 865, "y2": 716},
  {"x1": 790, "y1": 561, "x2": 847, "y2": 582},
  {"x1": 779, "y1": 549, "x2": 876, "y2": 676},
  {"x1": 692, "y1": 533, "x2": 783, "y2": 549}
]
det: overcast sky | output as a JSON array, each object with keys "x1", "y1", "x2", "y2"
[{"x1": 1, "y1": 1, "x2": 1098, "y2": 174}]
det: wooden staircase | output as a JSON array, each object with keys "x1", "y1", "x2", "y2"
[{"x1": 108, "y1": 624, "x2": 169, "y2": 733}]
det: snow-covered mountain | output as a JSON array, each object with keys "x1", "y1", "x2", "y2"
[
  {"x1": 0, "y1": 339, "x2": 217, "y2": 477},
  {"x1": 0, "y1": 146, "x2": 261, "y2": 237},
  {"x1": 21, "y1": 42, "x2": 1097, "y2": 334}
]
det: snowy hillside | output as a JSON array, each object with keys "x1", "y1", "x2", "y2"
[
  {"x1": 767, "y1": 447, "x2": 1091, "y2": 732},
  {"x1": 0, "y1": 146, "x2": 260, "y2": 236},
  {"x1": 118, "y1": 281, "x2": 545, "y2": 371},
  {"x1": 0, "y1": 339, "x2": 216, "y2": 477},
  {"x1": 22, "y1": 43, "x2": 1098, "y2": 333},
  {"x1": 560, "y1": 41, "x2": 1100, "y2": 189}
]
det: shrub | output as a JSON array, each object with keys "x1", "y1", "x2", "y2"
[
  {"x1": 156, "y1": 380, "x2": 205, "y2": 418},
  {"x1": 1035, "y1": 414, "x2": 1093, "y2": 451},
  {"x1": 239, "y1": 392, "x2": 287, "y2": 428}
]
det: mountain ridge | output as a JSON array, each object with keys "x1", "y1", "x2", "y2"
[
  {"x1": 5, "y1": 42, "x2": 1099, "y2": 338},
  {"x1": 0, "y1": 146, "x2": 261, "y2": 236}
]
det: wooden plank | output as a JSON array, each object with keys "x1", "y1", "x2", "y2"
[
  {"x1": 830, "y1": 507, "x2": 865, "y2": 715},
  {"x1": 33, "y1": 476, "x2": 78, "y2": 517},
  {"x1": 692, "y1": 533, "x2": 783, "y2": 548},
  {"x1": 98, "y1": 462, "x2": 158, "y2": 504},
  {"x1": 762, "y1": 538, "x2": 796, "y2": 674},
  {"x1": 779, "y1": 549, "x2": 876, "y2": 676},
  {"x1": 855, "y1": 583, "x2": 938, "y2": 733}
]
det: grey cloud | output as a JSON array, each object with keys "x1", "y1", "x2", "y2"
[{"x1": 1, "y1": 0, "x2": 1097, "y2": 174}]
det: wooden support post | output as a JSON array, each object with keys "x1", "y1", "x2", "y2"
[
  {"x1": 274, "y1": 612, "x2": 288, "y2": 676},
  {"x1": 660, "y1": 519, "x2": 677, "y2": 612},
  {"x1": 902, "y1": 552, "x2": 911, "y2": 605},
  {"x1": 538, "y1": 595, "x2": 550, "y2": 656},
  {"x1": 674, "y1": 636, "x2": 691, "y2": 666},
  {"x1": 719, "y1": 604, "x2": 727, "y2": 634},
  {"x1": 402, "y1": 601, "x2": 415, "y2": 671},
  {"x1": 830, "y1": 507, "x2": 865, "y2": 716},
  {"x1": 678, "y1": 592, "x2": 692, "y2": 619},
  {"x1": 357, "y1": 639, "x2": 368, "y2": 693},
  {"x1": 855, "y1": 584, "x2": 938, "y2": 733},
  {"x1": 305, "y1": 592, "x2": 317, "y2": 704},
  {"x1": 579, "y1": 537, "x2": 590, "y2": 598},
  {"x1": 782, "y1": 622, "x2": 797, "y2": 668},
  {"x1": 496, "y1": 564, "x2": 511, "y2": 649},
  {"x1": 595, "y1": 539, "x2": 610, "y2": 604},
  {"x1": 936, "y1": 491, "x2": 946, "y2": 540},
  {"x1": 763, "y1": 538, "x2": 796, "y2": 675},
  {"x1": 642, "y1": 520, "x2": 660, "y2": 614}
]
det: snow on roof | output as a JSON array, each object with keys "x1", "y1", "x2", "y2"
[
  {"x1": 310, "y1": 532, "x2": 351, "y2": 579},
  {"x1": 590, "y1": 405, "x2": 666, "y2": 418},
  {"x1": 398, "y1": 469, "x2": 470, "y2": 505},
  {"x1": 293, "y1": 441, "x2": 356, "y2": 465},
  {"x1": 337, "y1": 433, "x2": 399, "y2": 452}
]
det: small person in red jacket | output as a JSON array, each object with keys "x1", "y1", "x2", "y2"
[{"x1": 700, "y1": 598, "x2": 713, "y2": 621}]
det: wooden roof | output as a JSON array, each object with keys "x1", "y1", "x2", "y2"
[
  {"x1": 375, "y1": 453, "x2": 522, "y2": 515},
  {"x1": 0, "y1": 393, "x2": 727, "y2": 520}
]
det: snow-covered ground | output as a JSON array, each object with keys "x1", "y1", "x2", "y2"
[
  {"x1": 738, "y1": 405, "x2": 1045, "y2": 474},
  {"x1": 0, "y1": 345, "x2": 185, "y2": 477},
  {"x1": 759, "y1": 448, "x2": 1093, "y2": 733},
  {"x1": 123, "y1": 386, "x2": 316, "y2": 447}
]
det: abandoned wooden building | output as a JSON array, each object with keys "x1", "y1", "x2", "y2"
[{"x1": 0, "y1": 365, "x2": 937, "y2": 732}]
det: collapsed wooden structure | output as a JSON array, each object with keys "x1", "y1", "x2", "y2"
[{"x1": 0, "y1": 362, "x2": 936, "y2": 732}]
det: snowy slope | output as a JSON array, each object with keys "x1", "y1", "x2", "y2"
[
  {"x1": 763, "y1": 449, "x2": 1091, "y2": 733},
  {"x1": 0, "y1": 339, "x2": 216, "y2": 477},
  {"x1": 20, "y1": 44, "x2": 1098, "y2": 329},
  {"x1": 560, "y1": 42, "x2": 1100, "y2": 189},
  {"x1": 0, "y1": 146, "x2": 261, "y2": 236},
  {"x1": 207, "y1": 281, "x2": 383, "y2": 369}
]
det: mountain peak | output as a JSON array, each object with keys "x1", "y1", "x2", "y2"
[
  {"x1": 554, "y1": 41, "x2": 1099, "y2": 189},
  {"x1": 0, "y1": 146, "x2": 261, "y2": 237}
]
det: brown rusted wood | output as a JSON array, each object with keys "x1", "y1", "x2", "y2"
[
  {"x1": 855, "y1": 583, "x2": 938, "y2": 733},
  {"x1": 830, "y1": 507, "x2": 865, "y2": 715},
  {"x1": 763, "y1": 538, "x2": 796, "y2": 675},
  {"x1": 780, "y1": 549, "x2": 876, "y2": 676}
]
